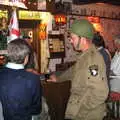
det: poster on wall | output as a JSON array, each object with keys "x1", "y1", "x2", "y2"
[{"x1": 48, "y1": 33, "x2": 65, "y2": 58}]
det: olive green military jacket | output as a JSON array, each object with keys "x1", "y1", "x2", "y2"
[{"x1": 58, "y1": 44, "x2": 109, "y2": 119}]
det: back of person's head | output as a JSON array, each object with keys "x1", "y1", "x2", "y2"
[
  {"x1": 93, "y1": 32, "x2": 105, "y2": 48},
  {"x1": 7, "y1": 38, "x2": 31, "y2": 64},
  {"x1": 70, "y1": 19, "x2": 95, "y2": 40}
]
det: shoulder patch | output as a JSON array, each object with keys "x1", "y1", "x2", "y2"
[{"x1": 89, "y1": 65, "x2": 98, "y2": 76}]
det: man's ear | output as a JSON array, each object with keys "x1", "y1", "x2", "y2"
[
  {"x1": 23, "y1": 55, "x2": 29, "y2": 66},
  {"x1": 81, "y1": 37, "x2": 87, "y2": 45}
]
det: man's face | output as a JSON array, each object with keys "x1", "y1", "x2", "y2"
[
  {"x1": 70, "y1": 33, "x2": 89, "y2": 52},
  {"x1": 70, "y1": 33, "x2": 81, "y2": 51}
]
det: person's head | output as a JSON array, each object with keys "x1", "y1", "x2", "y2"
[
  {"x1": 113, "y1": 34, "x2": 120, "y2": 51},
  {"x1": 7, "y1": 38, "x2": 31, "y2": 65},
  {"x1": 23, "y1": 36, "x2": 32, "y2": 46},
  {"x1": 93, "y1": 32, "x2": 105, "y2": 48},
  {"x1": 69, "y1": 19, "x2": 95, "y2": 52}
]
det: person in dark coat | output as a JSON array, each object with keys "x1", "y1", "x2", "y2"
[
  {"x1": 93, "y1": 32, "x2": 111, "y2": 80},
  {"x1": 0, "y1": 38, "x2": 42, "y2": 120}
]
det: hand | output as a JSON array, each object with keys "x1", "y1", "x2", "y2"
[
  {"x1": 46, "y1": 74, "x2": 57, "y2": 82},
  {"x1": 26, "y1": 68, "x2": 40, "y2": 75}
]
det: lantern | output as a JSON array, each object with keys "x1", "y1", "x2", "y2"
[{"x1": 54, "y1": 14, "x2": 66, "y2": 25}]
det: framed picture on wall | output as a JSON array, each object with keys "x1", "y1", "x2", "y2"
[{"x1": 48, "y1": 32, "x2": 65, "y2": 58}]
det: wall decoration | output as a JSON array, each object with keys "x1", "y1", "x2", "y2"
[
  {"x1": 72, "y1": 4, "x2": 120, "y2": 20},
  {"x1": 48, "y1": 33, "x2": 65, "y2": 58}
]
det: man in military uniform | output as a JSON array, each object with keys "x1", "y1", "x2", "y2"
[{"x1": 56, "y1": 19, "x2": 109, "y2": 120}]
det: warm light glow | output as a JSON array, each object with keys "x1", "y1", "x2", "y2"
[
  {"x1": 19, "y1": 10, "x2": 52, "y2": 23},
  {"x1": 87, "y1": 16, "x2": 100, "y2": 23},
  {"x1": 40, "y1": 12, "x2": 52, "y2": 24},
  {"x1": 0, "y1": 10, "x2": 8, "y2": 18},
  {"x1": 87, "y1": 16, "x2": 102, "y2": 32},
  {"x1": 93, "y1": 23, "x2": 103, "y2": 32},
  {"x1": 54, "y1": 14, "x2": 66, "y2": 25}
]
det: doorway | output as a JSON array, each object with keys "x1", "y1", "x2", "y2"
[{"x1": 19, "y1": 20, "x2": 41, "y2": 72}]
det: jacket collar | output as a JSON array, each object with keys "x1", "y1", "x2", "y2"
[{"x1": 5, "y1": 62, "x2": 24, "y2": 70}]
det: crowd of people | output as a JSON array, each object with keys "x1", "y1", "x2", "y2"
[{"x1": 0, "y1": 18, "x2": 120, "y2": 120}]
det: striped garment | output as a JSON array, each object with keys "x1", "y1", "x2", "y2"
[{"x1": 110, "y1": 51, "x2": 120, "y2": 92}]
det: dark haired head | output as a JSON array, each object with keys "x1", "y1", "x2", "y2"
[{"x1": 93, "y1": 32, "x2": 105, "y2": 48}]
